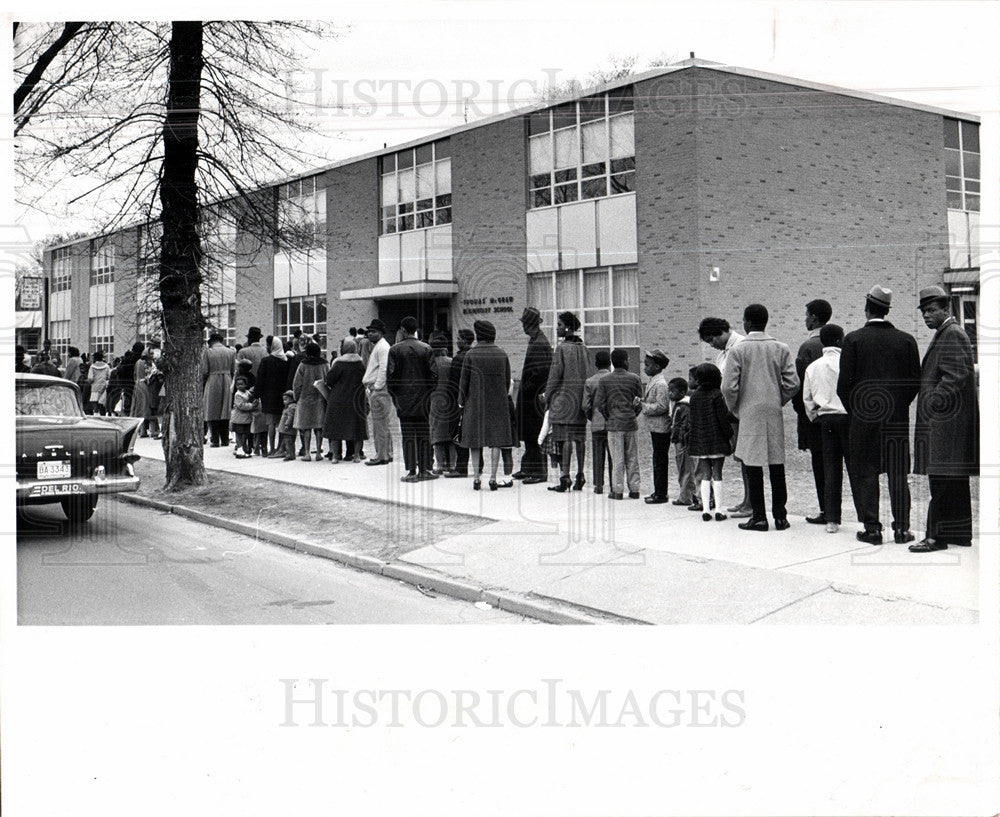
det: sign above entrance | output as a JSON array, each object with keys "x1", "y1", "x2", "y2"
[{"x1": 461, "y1": 296, "x2": 515, "y2": 316}]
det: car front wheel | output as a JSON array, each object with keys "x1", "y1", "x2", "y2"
[{"x1": 61, "y1": 494, "x2": 98, "y2": 524}]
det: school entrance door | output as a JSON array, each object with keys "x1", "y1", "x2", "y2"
[{"x1": 376, "y1": 297, "x2": 452, "y2": 346}]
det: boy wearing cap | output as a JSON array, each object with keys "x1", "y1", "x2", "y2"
[
  {"x1": 837, "y1": 285, "x2": 921, "y2": 545},
  {"x1": 275, "y1": 390, "x2": 298, "y2": 461},
  {"x1": 637, "y1": 349, "x2": 671, "y2": 504}
]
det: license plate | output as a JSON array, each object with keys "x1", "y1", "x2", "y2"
[{"x1": 37, "y1": 461, "x2": 71, "y2": 480}]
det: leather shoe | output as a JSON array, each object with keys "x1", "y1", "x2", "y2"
[
  {"x1": 608, "y1": 492, "x2": 624, "y2": 500},
  {"x1": 893, "y1": 530, "x2": 915, "y2": 544},
  {"x1": 445, "y1": 471, "x2": 468, "y2": 478},
  {"x1": 774, "y1": 518, "x2": 791, "y2": 531},
  {"x1": 365, "y1": 459, "x2": 390, "y2": 466},
  {"x1": 908, "y1": 539, "x2": 947, "y2": 553},
  {"x1": 729, "y1": 509, "x2": 753, "y2": 519},
  {"x1": 400, "y1": 473, "x2": 419, "y2": 483},
  {"x1": 805, "y1": 514, "x2": 826, "y2": 525},
  {"x1": 511, "y1": 471, "x2": 526, "y2": 480},
  {"x1": 416, "y1": 470, "x2": 439, "y2": 481},
  {"x1": 687, "y1": 503, "x2": 703, "y2": 512},
  {"x1": 628, "y1": 491, "x2": 640, "y2": 499},
  {"x1": 856, "y1": 530, "x2": 883, "y2": 545},
  {"x1": 672, "y1": 498, "x2": 692, "y2": 506},
  {"x1": 522, "y1": 476, "x2": 546, "y2": 485},
  {"x1": 738, "y1": 519, "x2": 769, "y2": 532},
  {"x1": 644, "y1": 494, "x2": 668, "y2": 504}
]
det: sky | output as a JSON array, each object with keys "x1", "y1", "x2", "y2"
[{"x1": 9, "y1": 0, "x2": 1000, "y2": 246}]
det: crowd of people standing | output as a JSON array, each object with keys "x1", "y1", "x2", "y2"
[{"x1": 17, "y1": 280, "x2": 978, "y2": 555}]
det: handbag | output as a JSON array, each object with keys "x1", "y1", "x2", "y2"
[{"x1": 313, "y1": 378, "x2": 330, "y2": 401}]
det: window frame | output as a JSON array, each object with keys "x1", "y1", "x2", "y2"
[
  {"x1": 380, "y1": 140, "x2": 452, "y2": 235},
  {"x1": 528, "y1": 89, "x2": 636, "y2": 210},
  {"x1": 90, "y1": 243, "x2": 115, "y2": 286},
  {"x1": 88, "y1": 315, "x2": 115, "y2": 356},
  {"x1": 51, "y1": 247, "x2": 73, "y2": 293},
  {"x1": 274, "y1": 294, "x2": 328, "y2": 351},
  {"x1": 945, "y1": 118, "x2": 980, "y2": 213}
]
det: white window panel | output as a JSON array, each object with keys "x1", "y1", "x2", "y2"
[
  {"x1": 529, "y1": 133, "x2": 553, "y2": 175},
  {"x1": 525, "y1": 208, "x2": 559, "y2": 273},
  {"x1": 50, "y1": 290, "x2": 70, "y2": 321},
  {"x1": 968, "y1": 212, "x2": 980, "y2": 268},
  {"x1": 222, "y1": 265, "x2": 236, "y2": 304},
  {"x1": 289, "y1": 251, "x2": 310, "y2": 297},
  {"x1": 273, "y1": 251, "x2": 291, "y2": 299},
  {"x1": 581, "y1": 119, "x2": 607, "y2": 164},
  {"x1": 425, "y1": 225, "x2": 453, "y2": 281},
  {"x1": 307, "y1": 252, "x2": 327, "y2": 295},
  {"x1": 416, "y1": 163, "x2": 435, "y2": 199},
  {"x1": 89, "y1": 282, "x2": 114, "y2": 317},
  {"x1": 435, "y1": 159, "x2": 451, "y2": 194},
  {"x1": 947, "y1": 210, "x2": 971, "y2": 269},
  {"x1": 597, "y1": 194, "x2": 638, "y2": 265},
  {"x1": 559, "y1": 201, "x2": 597, "y2": 270},
  {"x1": 378, "y1": 234, "x2": 401, "y2": 284},
  {"x1": 554, "y1": 128, "x2": 579, "y2": 170},
  {"x1": 397, "y1": 168, "x2": 415, "y2": 203},
  {"x1": 400, "y1": 230, "x2": 424, "y2": 282},
  {"x1": 610, "y1": 114, "x2": 634, "y2": 160},
  {"x1": 380, "y1": 174, "x2": 398, "y2": 205}
]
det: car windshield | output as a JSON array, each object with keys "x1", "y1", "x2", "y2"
[{"x1": 16, "y1": 383, "x2": 82, "y2": 417}]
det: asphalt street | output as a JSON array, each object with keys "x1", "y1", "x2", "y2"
[{"x1": 16, "y1": 500, "x2": 535, "y2": 625}]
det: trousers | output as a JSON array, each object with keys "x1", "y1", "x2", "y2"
[{"x1": 746, "y1": 464, "x2": 788, "y2": 522}]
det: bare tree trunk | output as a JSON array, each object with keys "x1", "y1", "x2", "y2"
[{"x1": 160, "y1": 21, "x2": 206, "y2": 490}]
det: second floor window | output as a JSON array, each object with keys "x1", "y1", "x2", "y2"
[
  {"x1": 52, "y1": 247, "x2": 72, "y2": 293},
  {"x1": 528, "y1": 87, "x2": 636, "y2": 209},
  {"x1": 945, "y1": 118, "x2": 980, "y2": 212},
  {"x1": 90, "y1": 244, "x2": 115, "y2": 286},
  {"x1": 380, "y1": 139, "x2": 452, "y2": 235}
]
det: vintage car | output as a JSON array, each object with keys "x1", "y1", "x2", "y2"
[{"x1": 16, "y1": 373, "x2": 142, "y2": 523}]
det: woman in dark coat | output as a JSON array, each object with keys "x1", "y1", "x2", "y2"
[
  {"x1": 292, "y1": 341, "x2": 329, "y2": 461},
  {"x1": 459, "y1": 320, "x2": 515, "y2": 490},
  {"x1": 428, "y1": 331, "x2": 457, "y2": 474},
  {"x1": 255, "y1": 337, "x2": 290, "y2": 456},
  {"x1": 322, "y1": 339, "x2": 368, "y2": 462},
  {"x1": 544, "y1": 311, "x2": 592, "y2": 492}
]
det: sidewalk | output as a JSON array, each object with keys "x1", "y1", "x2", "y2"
[{"x1": 133, "y1": 438, "x2": 979, "y2": 624}]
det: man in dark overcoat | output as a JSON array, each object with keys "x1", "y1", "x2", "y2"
[
  {"x1": 514, "y1": 307, "x2": 553, "y2": 485},
  {"x1": 836, "y1": 285, "x2": 921, "y2": 545},
  {"x1": 909, "y1": 286, "x2": 979, "y2": 552},
  {"x1": 791, "y1": 299, "x2": 831, "y2": 524},
  {"x1": 386, "y1": 315, "x2": 437, "y2": 482}
]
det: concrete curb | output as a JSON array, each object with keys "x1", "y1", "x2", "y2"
[{"x1": 115, "y1": 492, "x2": 647, "y2": 625}]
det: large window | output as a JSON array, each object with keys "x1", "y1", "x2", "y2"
[
  {"x1": 90, "y1": 243, "x2": 115, "y2": 286},
  {"x1": 203, "y1": 304, "x2": 237, "y2": 347},
  {"x1": 49, "y1": 320, "x2": 71, "y2": 360},
  {"x1": 380, "y1": 140, "x2": 452, "y2": 234},
  {"x1": 945, "y1": 118, "x2": 980, "y2": 212},
  {"x1": 527, "y1": 265, "x2": 639, "y2": 358},
  {"x1": 275, "y1": 295, "x2": 327, "y2": 350},
  {"x1": 528, "y1": 88, "x2": 635, "y2": 209},
  {"x1": 52, "y1": 247, "x2": 73, "y2": 293},
  {"x1": 89, "y1": 316, "x2": 114, "y2": 355}
]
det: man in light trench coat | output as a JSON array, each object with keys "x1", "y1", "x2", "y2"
[{"x1": 721, "y1": 303, "x2": 799, "y2": 532}]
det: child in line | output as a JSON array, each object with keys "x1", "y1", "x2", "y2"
[
  {"x1": 276, "y1": 390, "x2": 298, "y2": 461},
  {"x1": 231, "y1": 376, "x2": 259, "y2": 458},
  {"x1": 538, "y1": 410, "x2": 562, "y2": 475},
  {"x1": 687, "y1": 363, "x2": 732, "y2": 521},
  {"x1": 595, "y1": 348, "x2": 643, "y2": 500},
  {"x1": 668, "y1": 377, "x2": 697, "y2": 506}
]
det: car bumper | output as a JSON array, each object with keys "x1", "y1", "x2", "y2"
[{"x1": 17, "y1": 474, "x2": 141, "y2": 504}]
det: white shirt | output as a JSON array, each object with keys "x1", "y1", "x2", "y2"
[
  {"x1": 362, "y1": 337, "x2": 391, "y2": 390},
  {"x1": 802, "y1": 347, "x2": 846, "y2": 420},
  {"x1": 714, "y1": 331, "x2": 745, "y2": 380}
]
